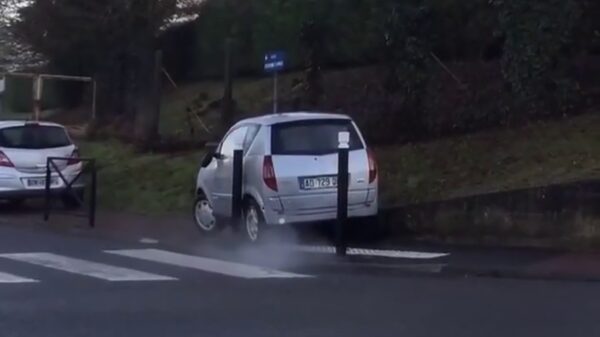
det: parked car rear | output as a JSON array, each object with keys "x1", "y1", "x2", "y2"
[
  {"x1": 0, "y1": 121, "x2": 84, "y2": 207},
  {"x1": 195, "y1": 112, "x2": 378, "y2": 242}
]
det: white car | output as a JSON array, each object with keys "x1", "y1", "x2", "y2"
[
  {"x1": 194, "y1": 112, "x2": 378, "y2": 242},
  {"x1": 0, "y1": 121, "x2": 84, "y2": 207}
]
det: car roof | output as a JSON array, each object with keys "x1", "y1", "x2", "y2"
[
  {"x1": 0, "y1": 120, "x2": 66, "y2": 129},
  {"x1": 235, "y1": 112, "x2": 352, "y2": 127}
]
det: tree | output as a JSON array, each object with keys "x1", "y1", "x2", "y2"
[
  {"x1": 493, "y1": 0, "x2": 581, "y2": 116},
  {"x1": 380, "y1": 3, "x2": 433, "y2": 140},
  {"x1": 299, "y1": 0, "x2": 331, "y2": 108},
  {"x1": 11, "y1": 0, "x2": 201, "y2": 144}
]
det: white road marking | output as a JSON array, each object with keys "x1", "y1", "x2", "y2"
[
  {"x1": 0, "y1": 271, "x2": 38, "y2": 284},
  {"x1": 139, "y1": 238, "x2": 160, "y2": 245},
  {"x1": 0, "y1": 253, "x2": 176, "y2": 282},
  {"x1": 292, "y1": 245, "x2": 449, "y2": 259},
  {"x1": 106, "y1": 249, "x2": 312, "y2": 279}
]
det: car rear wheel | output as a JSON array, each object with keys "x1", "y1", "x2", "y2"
[
  {"x1": 243, "y1": 200, "x2": 264, "y2": 243},
  {"x1": 193, "y1": 194, "x2": 220, "y2": 235}
]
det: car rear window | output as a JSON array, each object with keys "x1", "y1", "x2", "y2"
[
  {"x1": 0, "y1": 125, "x2": 72, "y2": 149},
  {"x1": 271, "y1": 119, "x2": 364, "y2": 155}
]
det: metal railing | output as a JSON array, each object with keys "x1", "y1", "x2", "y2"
[{"x1": 44, "y1": 157, "x2": 97, "y2": 228}]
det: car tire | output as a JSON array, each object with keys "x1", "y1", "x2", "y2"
[
  {"x1": 62, "y1": 190, "x2": 84, "y2": 210},
  {"x1": 242, "y1": 200, "x2": 265, "y2": 244},
  {"x1": 193, "y1": 193, "x2": 221, "y2": 235}
]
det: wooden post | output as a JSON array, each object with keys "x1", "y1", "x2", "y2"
[
  {"x1": 151, "y1": 50, "x2": 162, "y2": 139},
  {"x1": 91, "y1": 80, "x2": 97, "y2": 120},
  {"x1": 32, "y1": 75, "x2": 43, "y2": 121},
  {"x1": 0, "y1": 74, "x2": 4, "y2": 116}
]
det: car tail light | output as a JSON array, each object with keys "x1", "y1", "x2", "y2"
[
  {"x1": 263, "y1": 155, "x2": 278, "y2": 191},
  {"x1": 367, "y1": 149, "x2": 378, "y2": 183},
  {"x1": 67, "y1": 149, "x2": 81, "y2": 166},
  {"x1": 0, "y1": 151, "x2": 14, "y2": 168}
]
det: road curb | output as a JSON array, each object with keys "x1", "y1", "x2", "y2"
[{"x1": 442, "y1": 266, "x2": 600, "y2": 283}]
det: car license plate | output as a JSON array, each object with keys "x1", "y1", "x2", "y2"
[
  {"x1": 26, "y1": 178, "x2": 58, "y2": 188},
  {"x1": 299, "y1": 175, "x2": 338, "y2": 190}
]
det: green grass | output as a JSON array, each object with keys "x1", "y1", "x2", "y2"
[
  {"x1": 377, "y1": 113, "x2": 600, "y2": 205},
  {"x1": 80, "y1": 112, "x2": 600, "y2": 214},
  {"x1": 80, "y1": 140, "x2": 203, "y2": 214},
  {"x1": 97, "y1": 69, "x2": 600, "y2": 213},
  {"x1": 159, "y1": 71, "x2": 306, "y2": 140}
]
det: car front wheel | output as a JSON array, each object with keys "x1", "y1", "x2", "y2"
[{"x1": 193, "y1": 194, "x2": 220, "y2": 235}]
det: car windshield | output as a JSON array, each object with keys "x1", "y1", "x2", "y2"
[
  {"x1": 0, "y1": 125, "x2": 72, "y2": 149},
  {"x1": 271, "y1": 119, "x2": 364, "y2": 155}
]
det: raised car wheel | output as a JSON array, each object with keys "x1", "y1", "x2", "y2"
[{"x1": 193, "y1": 193, "x2": 221, "y2": 235}]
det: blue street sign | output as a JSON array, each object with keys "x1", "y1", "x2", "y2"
[{"x1": 264, "y1": 51, "x2": 285, "y2": 73}]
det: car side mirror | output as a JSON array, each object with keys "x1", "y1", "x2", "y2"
[
  {"x1": 201, "y1": 142, "x2": 220, "y2": 168},
  {"x1": 200, "y1": 152, "x2": 214, "y2": 168}
]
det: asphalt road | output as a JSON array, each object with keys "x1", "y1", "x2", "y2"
[{"x1": 1, "y1": 225, "x2": 600, "y2": 337}]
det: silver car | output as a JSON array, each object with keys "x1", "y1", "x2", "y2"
[
  {"x1": 0, "y1": 121, "x2": 84, "y2": 208},
  {"x1": 194, "y1": 112, "x2": 378, "y2": 242}
]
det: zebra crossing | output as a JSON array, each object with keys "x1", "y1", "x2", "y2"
[
  {"x1": 0, "y1": 271, "x2": 39, "y2": 284},
  {"x1": 0, "y1": 246, "x2": 449, "y2": 285},
  {"x1": 106, "y1": 249, "x2": 310, "y2": 279},
  {"x1": 0, "y1": 248, "x2": 312, "y2": 284},
  {"x1": 0, "y1": 252, "x2": 177, "y2": 282}
]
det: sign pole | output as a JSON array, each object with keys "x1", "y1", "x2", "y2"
[
  {"x1": 264, "y1": 51, "x2": 285, "y2": 115},
  {"x1": 273, "y1": 72, "x2": 278, "y2": 114}
]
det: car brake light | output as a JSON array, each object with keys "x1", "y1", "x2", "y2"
[
  {"x1": 367, "y1": 149, "x2": 377, "y2": 183},
  {"x1": 263, "y1": 155, "x2": 278, "y2": 191},
  {"x1": 67, "y1": 149, "x2": 81, "y2": 166},
  {"x1": 0, "y1": 151, "x2": 14, "y2": 168}
]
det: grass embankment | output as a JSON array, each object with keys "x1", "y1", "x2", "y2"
[
  {"x1": 80, "y1": 141, "x2": 202, "y2": 214},
  {"x1": 82, "y1": 113, "x2": 600, "y2": 214}
]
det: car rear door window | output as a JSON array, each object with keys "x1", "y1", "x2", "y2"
[
  {"x1": 0, "y1": 125, "x2": 72, "y2": 149},
  {"x1": 271, "y1": 119, "x2": 363, "y2": 155}
]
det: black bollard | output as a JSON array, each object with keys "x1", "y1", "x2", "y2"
[
  {"x1": 231, "y1": 149, "x2": 244, "y2": 230},
  {"x1": 336, "y1": 133, "x2": 350, "y2": 256}
]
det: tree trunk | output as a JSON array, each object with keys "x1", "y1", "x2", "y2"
[
  {"x1": 134, "y1": 49, "x2": 162, "y2": 146},
  {"x1": 221, "y1": 37, "x2": 234, "y2": 136}
]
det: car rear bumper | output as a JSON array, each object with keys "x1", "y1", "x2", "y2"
[
  {"x1": 262, "y1": 188, "x2": 378, "y2": 225},
  {"x1": 0, "y1": 186, "x2": 85, "y2": 199},
  {"x1": 263, "y1": 199, "x2": 378, "y2": 226},
  {"x1": 0, "y1": 175, "x2": 85, "y2": 200}
]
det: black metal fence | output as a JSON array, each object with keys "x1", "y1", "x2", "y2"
[{"x1": 44, "y1": 157, "x2": 97, "y2": 228}]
